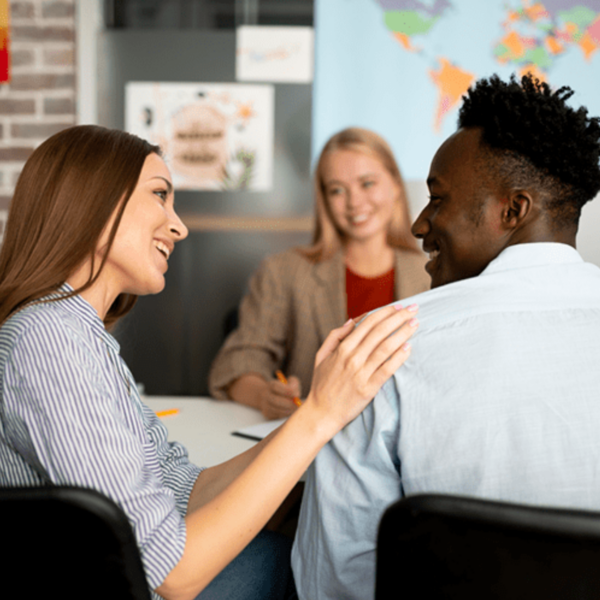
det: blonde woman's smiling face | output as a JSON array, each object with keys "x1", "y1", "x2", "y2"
[{"x1": 322, "y1": 150, "x2": 399, "y2": 245}]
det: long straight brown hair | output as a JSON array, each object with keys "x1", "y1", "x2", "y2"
[
  {"x1": 299, "y1": 127, "x2": 419, "y2": 263},
  {"x1": 0, "y1": 125, "x2": 160, "y2": 328}
]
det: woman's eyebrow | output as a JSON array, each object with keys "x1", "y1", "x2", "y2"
[
  {"x1": 153, "y1": 176, "x2": 173, "y2": 194},
  {"x1": 326, "y1": 172, "x2": 378, "y2": 186}
]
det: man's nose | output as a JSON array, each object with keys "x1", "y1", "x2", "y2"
[{"x1": 411, "y1": 210, "x2": 429, "y2": 239}]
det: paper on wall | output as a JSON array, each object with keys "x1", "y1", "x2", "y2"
[{"x1": 236, "y1": 25, "x2": 314, "y2": 83}]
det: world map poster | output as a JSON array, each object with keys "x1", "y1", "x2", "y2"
[{"x1": 313, "y1": 0, "x2": 600, "y2": 180}]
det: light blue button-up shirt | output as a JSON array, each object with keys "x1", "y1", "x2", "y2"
[{"x1": 292, "y1": 243, "x2": 600, "y2": 600}]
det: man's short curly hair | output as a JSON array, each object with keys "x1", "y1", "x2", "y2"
[{"x1": 458, "y1": 73, "x2": 600, "y2": 226}]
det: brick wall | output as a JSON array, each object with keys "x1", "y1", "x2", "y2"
[{"x1": 0, "y1": 0, "x2": 77, "y2": 241}]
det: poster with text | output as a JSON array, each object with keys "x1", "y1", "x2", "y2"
[{"x1": 126, "y1": 82, "x2": 274, "y2": 191}]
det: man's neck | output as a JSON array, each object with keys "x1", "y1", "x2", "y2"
[{"x1": 507, "y1": 218, "x2": 578, "y2": 250}]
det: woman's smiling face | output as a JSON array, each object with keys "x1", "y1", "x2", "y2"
[
  {"x1": 99, "y1": 152, "x2": 188, "y2": 297},
  {"x1": 322, "y1": 149, "x2": 399, "y2": 245}
]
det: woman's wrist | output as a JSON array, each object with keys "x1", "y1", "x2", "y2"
[{"x1": 292, "y1": 391, "x2": 344, "y2": 445}]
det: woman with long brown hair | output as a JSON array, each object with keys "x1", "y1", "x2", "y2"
[
  {"x1": 0, "y1": 125, "x2": 419, "y2": 600},
  {"x1": 209, "y1": 127, "x2": 430, "y2": 419}
]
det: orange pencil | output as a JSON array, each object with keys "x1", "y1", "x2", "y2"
[
  {"x1": 155, "y1": 408, "x2": 180, "y2": 418},
  {"x1": 275, "y1": 370, "x2": 302, "y2": 407}
]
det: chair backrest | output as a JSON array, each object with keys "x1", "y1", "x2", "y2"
[
  {"x1": 1, "y1": 485, "x2": 151, "y2": 600},
  {"x1": 376, "y1": 493, "x2": 600, "y2": 600}
]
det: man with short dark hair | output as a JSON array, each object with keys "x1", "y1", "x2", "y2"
[{"x1": 291, "y1": 74, "x2": 600, "y2": 600}]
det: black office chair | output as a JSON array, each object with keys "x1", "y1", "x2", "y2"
[
  {"x1": 376, "y1": 493, "x2": 600, "y2": 600},
  {"x1": 1, "y1": 485, "x2": 151, "y2": 600}
]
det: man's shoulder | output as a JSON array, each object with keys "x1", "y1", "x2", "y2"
[{"x1": 397, "y1": 254, "x2": 600, "y2": 332}]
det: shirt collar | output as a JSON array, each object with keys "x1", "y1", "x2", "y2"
[
  {"x1": 44, "y1": 283, "x2": 121, "y2": 352},
  {"x1": 480, "y1": 243, "x2": 583, "y2": 277}
]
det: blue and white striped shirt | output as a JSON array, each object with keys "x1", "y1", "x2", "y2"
[{"x1": 0, "y1": 287, "x2": 203, "y2": 595}]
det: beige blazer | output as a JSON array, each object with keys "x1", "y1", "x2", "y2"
[{"x1": 208, "y1": 247, "x2": 430, "y2": 399}]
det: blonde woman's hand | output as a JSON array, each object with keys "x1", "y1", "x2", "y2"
[
  {"x1": 259, "y1": 375, "x2": 301, "y2": 420},
  {"x1": 226, "y1": 372, "x2": 301, "y2": 420},
  {"x1": 303, "y1": 303, "x2": 419, "y2": 434}
]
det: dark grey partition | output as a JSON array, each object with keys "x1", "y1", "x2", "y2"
[{"x1": 98, "y1": 29, "x2": 312, "y2": 395}]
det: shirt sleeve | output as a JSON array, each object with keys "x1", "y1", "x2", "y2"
[
  {"x1": 208, "y1": 253, "x2": 292, "y2": 398},
  {"x1": 2, "y1": 316, "x2": 189, "y2": 590},
  {"x1": 292, "y1": 377, "x2": 402, "y2": 600},
  {"x1": 141, "y1": 401, "x2": 203, "y2": 515}
]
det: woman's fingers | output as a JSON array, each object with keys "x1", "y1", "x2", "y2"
[
  {"x1": 262, "y1": 387, "x2": 297, "y2": 419},
  {"x1": 305, "y1": 303, "x2": 419, "y2": 431},
  {"x1": 346, "y1": 303, "x2": 416, "y2": 350},
  {"x1": 262, "y1": 396, "x2": 296, "y2": 419},
  {"x1": 328, "y1": 304, "x2": 418, "y2": 376},
  {"x1": 270, "y1": 376, "x2": 301, "y2": 399},
  {"x1": 358, "y1": 305, "x2": 417, "y2": 364},
  {"x1": 334, "y1": 305, "x2": 418, "y2": 398},
  {"x1": 315, "y1": 303, "x2": 418, "y2": 377},
  {"x1": 262, "y1": 376, "x2": 302, "y2": 419},
  {"x1": 314, "y1": 318, "x2": 355, "y2": 368},
  {"x1": 287, "y1": 375, "x2": 302, "y2": 398},
  {"x1": 357, "y1": 315, "x2": 417, "y2": 394}
]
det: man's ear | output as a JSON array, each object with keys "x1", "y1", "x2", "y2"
[{"x1": 501, "y1": 190, "x2": 533, "y2": 230}]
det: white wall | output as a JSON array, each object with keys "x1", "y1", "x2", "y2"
[
  {"x1": 76, "y1": 0, "x2": 102, "y2": 125},
  {"x1": 405, "y1": 179, "x2": 429, "y2": 227},
  {"x1": 576, "y1": 194, "x2": 600, "y2": 267}
]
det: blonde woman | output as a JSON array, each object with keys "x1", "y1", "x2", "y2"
[{"x1": 209, "y1": 128, "x2": 429, "y2": 419}]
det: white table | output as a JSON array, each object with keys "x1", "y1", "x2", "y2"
[{"x1": 143, "y1": 396, "x2": 268, "y2": 467}]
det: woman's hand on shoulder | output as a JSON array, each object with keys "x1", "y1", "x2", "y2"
[{"x1": 303, "y1": 303, "x2": 419, "y2": 435}]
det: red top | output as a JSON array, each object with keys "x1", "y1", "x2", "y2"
[{"x1": 345, "y1": 266, "x2": 395, "y2": 320}]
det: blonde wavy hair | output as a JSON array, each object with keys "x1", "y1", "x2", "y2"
[{"x1": 299, "y1": 127, "x2": 419, "y2": 262}]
